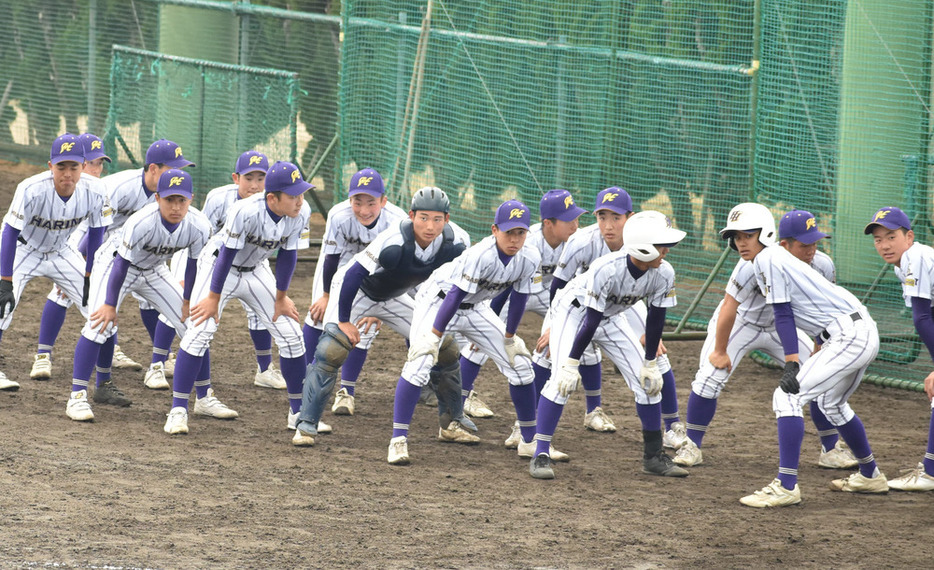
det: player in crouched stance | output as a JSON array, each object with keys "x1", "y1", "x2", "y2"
[
  {"x1": 530, "y1": 211, "x2": 689, "y2": 480},
  {"x1": 726, "y1": 203, "x2": 888, "y2": 507}
]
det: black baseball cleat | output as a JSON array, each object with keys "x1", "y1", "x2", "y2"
[
  {"x1": 643, "y1": 452, "x2": 689, "y2": 477},
  {"x1": 530, "y1": 454, "x2": 555, "y2": 479},
  {"x1": 93, "y1": 380, "x2": 132, "y2": 407}
]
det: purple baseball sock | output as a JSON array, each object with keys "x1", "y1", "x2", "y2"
[
  {"x1": 171, "y1": 349, "x2": 201, "y2": 409},
  {"x1": 924, "y1": 412, "x2": 934, "y2": 476},
  {"x1": 194, "y1": 349, "x2": 211, "y2": 399},
  {"x1": 509, "y1": 383, "x2": 537, "y2": 443},
  {"x1": 459, "y1": 356, "x2": 481, "y2": 399},
  {"x1": 151, "y1": 320, "x2": 176, "y2": 364},
  {"x1": 303, "y1": 324, "x2": 322, "y2": 366},
  {"x1": 776, "y1": 416, "x2": 805, "y2": 490},
  {"x1": 809, "y1": 400, "x2": 840, "y2": 452},
  {"x1": 71, "y1": 336, "x2": 102, "y2": 391},
  {"x1": 660, "y1": 369, "x2": 679, "y2": 430},
  {"x1": 280, "y1": 354, "x2": 306, "y2": 413},
  {"x1": 835, "y1": 415, "x2": 878, "y2": 478},
  {"x1": 139, "y1": 308, "x2": 160, "y2": 342},
  {"x1": 531, "y1": 362, "x2": 550, "y2": 402},
  {"x1": 635, "y1": 402, "x2": 662, "y2": 431},
  {"x1": 95, "y1": 336, "x2": 115, "y2": 387},
  {"x1": 579, "y1": 363, "x2": 602, "y2": 413},
  {"x1": 392, "y1": 378, "x2": 422, "y2": 438},
  {"x1": 535, "y1": 396, "x2": 565, "y2": 457},
  {"x1": 249, "y1": 328, "x2": 273, "y2": 372},
  {"x1": 340, "y1": 347, "x2": 367, "y2": 396},
  {"x1": 685, "y1": 391, "x2": 718, "y2": 447},
  {"x1": 37, "y1": 300, "x2": 67, "y2": 354}
]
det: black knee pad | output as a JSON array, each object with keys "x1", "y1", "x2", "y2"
[{"x1": 314, "y1": 323, "x2": 354, "y2": 373}]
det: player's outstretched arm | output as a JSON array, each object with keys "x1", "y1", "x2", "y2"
[
  {"x1": 709, "y1": 293, "x2": 740, "y2": 371},
  {"x1": 90, "y1": 254, "x2": 131, "y2": 332}
]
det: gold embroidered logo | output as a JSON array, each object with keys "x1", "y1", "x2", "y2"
[
  {"x1": 806, "y1": 218, "x2": 816, "y2": 230},
  {"x1": 90, "y1": 140, "x2": 102, "y2": 151},
  {"x1": 249, "y1": 155, "x2": 263, "y2": 165},
  {"x1": 169, "y1": 176, "x2": 185, "y2": 187},
  {"x1": 874, "y1": 210, "x2": 890, "y2": 221},
  {"x1": 509, "y1": 208, "x2": 525, "y2": 220},
  {"x1": 602, "y1": 192, "x2": 618, "y2": 204},
  {"x1": 564, "y1": 196, "x2": 574, "y2": 209},
  {"x1": 59, "y1": 142, "x2": 76, "y2": 153},
  {"x1": 357, "y1": 176, "x2": 373, "y2": 187},
  {"x1": 291, "y1": 169, "x2": 301, "y2": 183}
]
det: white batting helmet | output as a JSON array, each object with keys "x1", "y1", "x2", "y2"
[
  {"x1": 623, "y1": 211, "x2": 687, "y2": 262},
  {"x1": 719, "y1": 203, "x2": 776, "y2": 250}
]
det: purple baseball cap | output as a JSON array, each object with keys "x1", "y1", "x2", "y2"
[
  {"x1": 157, "y1": 169, "x2": 193, "y2": 200},
  {"x1": 494, "y1": 199, "x2": 531, "y2": 231},
  {"x1": 864, "y1": 206, "x2": 911, "y2": 234},
  {"x1": 594, "y1": 186, "x2": 633, "y2": 215},
  {"x1": 265, "y1": 161, "x2": 314, "y2": 196},
  {"x1": 779, "y1": 210, "x2": 829, "y2": 244},
  {"x1": 348, "y1": 168, "x2": 385, "y2": 198},
  {"x1": 145, "y1": 139, "x2": 196, "y2": 168},
  {"x1": 235, "y1": 150, "x2": 269, "y2": 175},
  {"x1": 50, "y1": 133, "x2": 85, "y2": 165},
  {"x1": 540, "y1": 189, "x2": 588, "y2": 222},
  {"x1": 78, "y1": 133, "x2": 111, "y2": 163}
]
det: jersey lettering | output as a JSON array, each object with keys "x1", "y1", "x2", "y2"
[
  {"x1": 29, "y1": 215, "x2": 83, "y2": 231},
  {"x1": 245, "y1": 233, "x2": 287, "y2": 250},
  {"x1": 142, "y1": 244, "x2": 185, "y2": 256}
]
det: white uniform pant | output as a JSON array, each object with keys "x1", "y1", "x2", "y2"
[
  {"x1": 322, "y1": 271, "x2": 417, "y2": 340},
  {"x1": 2, "y1": 243, "x2": 88, "y2": 331},
  {"x1": 541, "y1": 296, "x2": 659, "y2": 406},
  {"x1": 771, "y1": 311, "x2": 879, "y2": 426},
  {"x1": 179, "y1": 249, "x2": 304, "y2": 359}
]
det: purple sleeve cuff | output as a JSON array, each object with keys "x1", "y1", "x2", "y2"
[
  {"x1": 210, "y1": 246, "x2": 238, "y2": 294},
  {"x1": 1, "y1": 224, "x2": 20, "y2": 277},
  {"x1": 183, "y1": 258, "x2": 198, "y2": 300},
  {"x1": 550, "y1": 277, "x2": 567, "y2": 303},
  {"x1": 772, "y1": 302, "x2": 800, "y2": 356},
  {"x1": 321, "y1": 253, "x2": 340, "y2": 293},
  {"x1": 432, "y1": 286, "x2": 468, "y2": 333},
  {"x1": 505, "y1": 290, "x2": 528, "y2": 335},
  {"x1": 911, "y1": 296, "x2": 934, "y2": 362},
  {"x1": 490, "y1": 286, "x2": 511, "y2": 315},
  {"x1": 568, "y1": 307, "x2": 602, "y2": 360},
  {"x1": 105, "y1": 255, "x2": 130, "y2": 306},
  {"x1": 85, "y1": 226, "x2": 104, "y2": 274},
  {"x1": 338, "y1": 262, "x2": 368, "y2": 322},
  {"x1": 644, "y1": 305, "x2": 666, "y2": 359},
  {"x1": 275, "y1": 248, "x2": 297, "y2": 292}
]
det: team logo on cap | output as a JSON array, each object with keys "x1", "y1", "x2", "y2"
[
  {"x1": 509, "y1": 208, "x2": 526, "y2": 220},
  {"x1": 805, "y1": 217, "x2": 816, "y2": 230},
  {"x1": 564, "y1": 196, "x2": 574, "y2": 209},
  {"x1": 874, "y1": 209, "x2": 890, "y2": 221},
  {"x1": 174, "y1": 146, "x2": 183, "y2": 158},
  {"x1": 59, "y1": 142, "x2": 76, "y2": 153},
  {"x1": 169, "y1": 176, "x2": 185, "y2": 187},
  {"x1": 249, "y1": 155, "x2": 263, "y2": 165},
  {"x1": 291, "y1": 169, "x2": 300, "y2": 183},
  {"x1": 666, "y1": 216, "x2": 673, "y2": 227},
  {"x1": 602, "y1": 192, "x2": 619, "y2": 203},
  {"x1": 357, "y1": 176, "x2": 374, "y2": 187},
  {"x1": 91, "y1": 140, "x2": 102, "y2": 150}
]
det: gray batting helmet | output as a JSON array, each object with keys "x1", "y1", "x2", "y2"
[{"x1": 410, "y1": 186, "x2": 450, "y2": 213}]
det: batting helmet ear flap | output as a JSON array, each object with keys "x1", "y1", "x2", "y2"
[{"x1": 719, "y1": 203, "x2": 776, "y2": 250}]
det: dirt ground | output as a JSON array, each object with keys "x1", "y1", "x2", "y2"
[{"x1": 0, "y1": 159, "x2": 933, "y2": 569}]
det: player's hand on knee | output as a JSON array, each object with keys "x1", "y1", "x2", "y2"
[
  {"x1": 82, "y1": 274, "x2": 91, "y2": 307},
  {"x1": 556, "y1": 358, "x2": 581, "y2": 397},
  {"x1": 779, "y1": 360, "x2": 800, "y2": 394},
  {"x1": 309, "y1": 294, "x2": 328, "y2": 324},
  {"x1": 639, "y1": 358, "x2": 663, "y2": 396},
  {"x1": 708, "y1": 349, "x2": 732, "y2": 371},
  {"x1": 90, "y1": 304, "x2": 117, "y2": 333},
  {"x1": 356, "y1": 316, "x2": 381, "y2": 335},
  {"x1": 924, "y1": 370, "x2": 934, "y2": 401},
  {"x1": 181, "y1": 299, "x2": 190, "y2": 322},
  {"x1": 535, "y1": 328, "x2": 550, "y2": 353},
  {"x1": 190, "y1": 296, "x2": 220, "y2": 326},
  {"x1": 504, "y1": 334, "x2": 531, "y2": 367},
  {"x1": 407, "y1": 330, "x2": 441, "y2": 364},
  {"x1": 0, "y1": 280, "x2": 14, "y2": 318},
  {"x1": 339, "y1": 321, "x2": 361, "y2": 346},
  {"x1": 274, "y1": 295, "x2": 300, "y2": 323}
]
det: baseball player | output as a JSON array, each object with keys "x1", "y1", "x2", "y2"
[
  {"x1": 147, "y1": 150, "x2": 289, "y2": 391},
  {"x1": 0, "y1": 134, "x2": 112, "y2": 392},
  {"x1": 388, "y1": 199, "x2": 541, "y2": 465},
  {"x1": 29, "y1": 138, "x2": 194, "y2": 386},
  {"x1": 302, "y1": 168, "x2": 407, "y2": 415},
  {"x1": 725, "y1": 203, "x2": 888, "y2": 508},
  {"x1": 865, "y1": 206, "x2": 934, "y2": 491},
  {"x1": 674, "y1": 207, "x2": 857, "y2": 470},
  {"x1": 529, "y1": 211, "x2": 689, "y2": 480},
  {"x1": 293, "y1": 187, "x2": 471, "y2": 446},
  {"x1": 163, "y1": 161, "x2": 311, "y2": 435},
  {"x1": 64, "y1": 169, "x2": 212, "y2": 421}
]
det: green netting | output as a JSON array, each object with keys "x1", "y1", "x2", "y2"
[{"x1": 106, "y1": 46, "x2": 300, "y2": 201}]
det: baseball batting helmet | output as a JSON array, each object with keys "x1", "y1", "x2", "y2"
[
  {"x1": 623, "y1": 211, "x2": 687, "y2": 262},
  {"x1": 410, "y1": 186, "x2": 450, "y2": 213},
  {"x1": 719, "y1": 203, "x2": 776, "y2": 250}
]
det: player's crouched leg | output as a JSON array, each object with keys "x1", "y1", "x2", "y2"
[{"x1": 293, "y1": 324, "x2": 352, "y2": 447}]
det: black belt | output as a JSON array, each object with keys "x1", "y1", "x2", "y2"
[
  {"x1": 818, "y1": 311, "x2": 862, "y2": 342},
  {"x1": 437, "y1": 290, "x2": 474, "y2": 310},
  {"x1": 213, "y1": 249, "x2": 256, "y2": 272},
  {"x1": 571, "y1": 298, "x2": 581, "y2": 308},
  {"x1": 17, "y1": 236, "x2": 27, "y2": 245}
]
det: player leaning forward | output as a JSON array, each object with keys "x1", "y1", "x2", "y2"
[
  {"x1": 723, "y1": 203, "x2": 888, "y2": 508},
  {"x1": 530, "y1": 211, "x2": 689, "y2": 480},
  {"x1": 164, "y1": 161, "x2": 312, "y2": 435},
  {"x1": 64, "y1": 169, "x2": 211, "y2": 421},
  {"x1": 0, "y1": 134, "x2": 111, "y2": 392}
]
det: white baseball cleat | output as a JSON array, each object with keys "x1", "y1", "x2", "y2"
[
  {"x1": 388, "y1": 436, "x2": 410, "y2": 465},
  {"x1": 583, "y1": 406, "x2": 617, "y2": 432},
  {"x1": 164, "y1": 406, "x2": 189, "y2": 435},
  {"x1": 331, "y1": 388, "x2": 355, "y2": 415},
  {"x1": 317, "y1": 420, "x2": 332, "y2": 434},
  {"x1": 292, "y1": 428, "x2": 315, "y2": 447},
  {"x1": 254, "y1": 364, "x2": 287, "y2": 390},
  {"x1": 504, "y1": 420, "x2": 522, "y2": 449},
  {"x1": 438, "y1": 421, "x2": 481, "y2": 444},
  {"x1": 112, "y1": 345, "x2": 143, "y2": 371},
  {"x1": 829, "y1": 472, "x2": 888, "y2": 494},
  {"x1": 740, "y1": 479, "x2": 801, "y2": 508},
  {"x1": 0, "y1": 371, "x2": 20, "y2": 391},
  {"x1": 65, "y1": 390, "x2": 94, "y2": 422},
  {"x1": 163, "y1": 353, "x2": 176, "y2": 378},
  {"x1": 888, "y1": 463, "x2": 934, "y2": 492},
  {"x1": 673, "y1": 439, "x2": 704, "y2": 466},
  {"x1": 144, "y1": 362, "x2": 171, "y2": 390},
  {"x1": 30, "y1": 353, "x2": 52, "y2": 380},
  {"x1": 517, "y1": 439, "x2": 569, "y2": 462},
  {"x1": 818, "y1": 440, "x2": 858, "y2": 469},
  {"x1": 663, "y1": 421, "x2": 688, "y2": 449},
  {"x1": 193, "y1": 388, "x2": 239, "y2": 419},
  {"x1": 464, "y1": 390, "x2": 494, "y2": 418}
]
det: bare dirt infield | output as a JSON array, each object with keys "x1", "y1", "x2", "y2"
[{"x1": 0, "y1": 159, "x2": 932, "y2": 568}]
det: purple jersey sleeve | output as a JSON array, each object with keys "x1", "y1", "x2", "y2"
[
  {"x1": 85, "y1": 226, "x2": 105, "y2": 274},
  {"x1": 321, "y1": 253, "x2": 340, "y2": 293},
  {"x1": 568, "y1": 307, "x2": 603, "y2": 360},
  {"x1": 432, "y1": 286, "x2": 468, "y2": 333},
  {"x1": 504, "y1": 290, "x2": 529, "y2": 335},
  {"x1": 911, "y1": 296, "x2": 934, "y2": 363},
  {"x1": 1, "y1": 223, "x2": 20, "y2": 277},
  {"x1": 183, "y1": 258, "x2": 198, "y2": 301},
  {"x1": 105, "y1": 255, "x2": 131, "y2": 306},
  {"x1": 338, "y1": 262, "x2": 369, "y2": 323},
  {"x1": 549, "y1": 276, "x2": 567, "y2": 303},
  {"x1": 275, "y1": 248, "x2": 297, "y2": 292},
  {"x1": 644, "y1": 305, "x2": 666, "y2": 360},
  {"x1": 210, "y1": 245, "x2": 238, "y2": 294}
]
